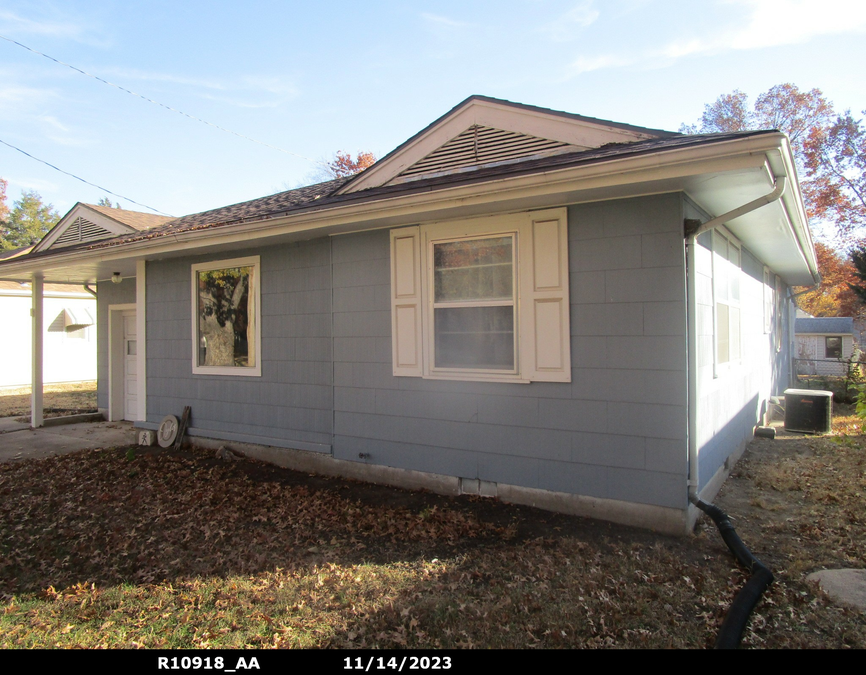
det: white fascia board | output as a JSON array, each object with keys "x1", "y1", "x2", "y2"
[
  {"x1": 0, "y1": 133, "x2": 814, "y2": 283},
  {"x1": 34, "y1": 203, "x2": 137, "y2": 252},
  {"x1": 339, "y1": 99, "x2": 663, "y2": 194}
]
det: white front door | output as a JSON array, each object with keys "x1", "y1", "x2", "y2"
[{"x1": 123, "y1": 312, "x2": 138, "y2": 421}]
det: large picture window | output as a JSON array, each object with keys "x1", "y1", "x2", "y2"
[{"x1": 191, "y1": 256, "x2": 261, "y2": 376}]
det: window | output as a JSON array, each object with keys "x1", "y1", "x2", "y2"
[
  {"x1": 713, "y1": 230, "x2": 741, "y2": 366},
  {"x1": 191, "y1": 256, "x2": 261, "y2": 376},
  {"x1": 763, "y1": 267, "x2": 774, "y2": 334},
  {"x1": 390, "y1": 209, "x2": 570, "y2": 382},
  {"x1": 825, "y1": 336, "x2": 842, "y2": 359}
]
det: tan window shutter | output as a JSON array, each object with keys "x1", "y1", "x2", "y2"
[
  {"x1": 390, "y1": 226, "x2": 423, "y2": 376},
  {"x1": 522, "y1": 208, "x2": 571, "y2": 382}
]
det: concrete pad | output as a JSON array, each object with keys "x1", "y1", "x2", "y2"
[
  {"x1": 807, "y1": 569, "x2": 866, "y2": 612},
  {"x1": 0, "y1": 420, "x2": 136, "y2": 463},
  {"x1": 0, "y1": 417, "x2": 29, "y2": 434}
]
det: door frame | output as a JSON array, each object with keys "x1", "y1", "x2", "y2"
[{"x1": 108, "y1": 303, "x2": 136, "y2": 421}]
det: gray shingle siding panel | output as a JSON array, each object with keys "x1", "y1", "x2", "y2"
[
  {"x1": 145, "y1": 239, "x2": 333, "y2": 448},
  {"x1": 330, "y1": 194, "x2": 688, "y2": 510}
]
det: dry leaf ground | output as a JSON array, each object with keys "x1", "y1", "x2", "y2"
[{"x1": 0, "y1": 408, "x2": 864, "y2": 649}]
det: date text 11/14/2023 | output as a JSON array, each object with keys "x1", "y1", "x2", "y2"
[
  {"x1": 158, "y1": 657, "x2": 259, "y2": 671},
  {"x1": 344, "y1": 657, "x2": 452, "y2": 671}
]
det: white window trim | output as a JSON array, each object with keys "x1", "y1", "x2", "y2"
[
  {"x1": 390, "y1": 208, "x2": 570, "y2": 384},
  {"x1": 191, "y1": 255, "x2": 262, "y2": 377}
]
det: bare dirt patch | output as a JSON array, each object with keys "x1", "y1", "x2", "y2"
[{"x1": 0, "y1": 381, "x2": 97, "y2": 420}]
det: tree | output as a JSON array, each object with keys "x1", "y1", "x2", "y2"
[
  {"x1": 847, "y1": 244, "x2": 866, "y2": 307},
  {"x1": 803, "y1": 111, "x2": 866, "y2": 233},
  {"x1": 797, "y1": 242, "x2": 863, "y2": 317},
  {"x1": 679, "y1": 89, "x2": 752, "y2": 134},
  {"x1": 97, "y1": 196, "x2": 122, "y2": 209},
  {"x1": 681, "y1": 84, "x2": 832, "y2": 162},
  {"x1": 0, "y1": 178, "x2": 9, "y2": 224},
  {"x1": 0, "y1": 189, "x2": 60, "y2": 251},
  {"x1": 326, "y1": 151, "x2": 376, "y2": 178},
  {"x1": 682, "y1": 84, "x2": 865, "y2": 238},
  {"x1": 197, "y1": 266, "x2": 252, "y2": 368}
]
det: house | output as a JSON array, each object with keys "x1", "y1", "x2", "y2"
[
  {"x1": 795, "y1": 316, "x2": 857, "y2": 377},
  {"x1": 0, "y1": 96, "x2": 818, "y2": 534}
]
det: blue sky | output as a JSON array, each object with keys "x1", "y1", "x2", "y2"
[{"x1": 1, "y1": 0, "x2": 864, "y2": 219}]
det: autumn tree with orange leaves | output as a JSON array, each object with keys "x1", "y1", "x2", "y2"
[
  {"x1": 797, "y1": 242, "x2": 863, "y2": 318},
  {"x1": 327, "y1": 151, "x2": 376, "y2": 178},
  {"x1": 681, "y1": 83, "x2": 864, "y2": 236},
  {"x1": 683, "y1": 84, "x2": 866, "y2": 317}
]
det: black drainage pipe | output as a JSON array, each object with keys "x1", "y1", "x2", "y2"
[{"x1": 691, "y1": 495, "x2": 774, "y2": 649}]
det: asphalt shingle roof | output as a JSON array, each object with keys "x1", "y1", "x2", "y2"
[
  {"x1": 795, "y1": 317, "x2": 855, "y2": 335},
  {"x1": 2, "y1": 126, "x2": 779, "y2": 263}
]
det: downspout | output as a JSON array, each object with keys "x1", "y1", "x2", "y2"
[
  {"x1": 686, "y1": 175, "x2": 788, "y2": 505},
  {"x1": 83, "y1": 283, "x2": 97, "y2": 298},
  {"x1": 692, "y1": 177, "x2": 787, "y2": 238}
]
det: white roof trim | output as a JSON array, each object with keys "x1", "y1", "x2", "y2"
[
  {"x1": 337, "y1": 98, "x2": 662, "y2": 195},
  {"x1": 34, "y1": 203, "x2": 137, "y2": 253}
]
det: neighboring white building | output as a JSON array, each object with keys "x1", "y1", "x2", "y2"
[
  {"x1": 0, "y1": 203, "x2": 172, "y2": 389},
  {"x1": 795, "y1": 316, "x2": 857, "y2": 377},
  {"x1": 0, "y1": 279, "x2": 97, "y2": 387}
]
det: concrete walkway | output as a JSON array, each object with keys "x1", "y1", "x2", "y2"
[{"x1": 0, "y1": 419, "x2": 136, "y2": 463}]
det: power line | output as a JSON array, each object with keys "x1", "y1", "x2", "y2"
[
  {"x1": 0, "y1": 138, "x2": 172, "y2": 215},
  {"x1": 0, "y1": 33, "x2": 329, "y2": 168}
]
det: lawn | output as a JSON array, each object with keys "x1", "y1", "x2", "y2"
[
  {"x1": 0, "y1": 381, "x2": 97, "y2": 420},
  {"x1": 0, "y1": 411, "x2": 864, "y2": 649}
]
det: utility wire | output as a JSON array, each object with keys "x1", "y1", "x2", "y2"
[
  {"x1": 0, "y1": 34, "x2": 329, "y2": 168},
  {"x1": 0, "y1": 138, "x2": 172, "y2": 215}
]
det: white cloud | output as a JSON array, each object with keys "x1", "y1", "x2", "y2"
[
  {"x1": 37, "y1": 114, "x2": 68, "y2": 132},
  {"x1": 539, "y1": 2, "x2": 600, "y2": 42},
  {"x1": 725, "y1": 0, "x2": 866, "y2": 49},
  {"x1": 0, "y1": 84, "x2": 57, "y2": 116},
  {"x1": 420, "y1": 13, "x2": 470, "y2": 29},
  {"x1": 100, "y1": 68, "x2": 299, "y2": 101},
  {"x1": 0, "y1": 10, "x2": 108, "y2": 47},
  {"x1": 565, "y1": 0, "x2": 866, "y2": 77}
]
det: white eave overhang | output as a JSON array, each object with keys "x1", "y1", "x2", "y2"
[{"x1": 0, "y1": 132, "x2": 818, "y2": 287}]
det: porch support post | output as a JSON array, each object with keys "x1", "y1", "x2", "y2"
[
  {"x1": 136, "y1": 260, "x2": 147, "y2": 422},
  {"x1": 30, "y1": 274, "x2": 44, "y2": 428}
]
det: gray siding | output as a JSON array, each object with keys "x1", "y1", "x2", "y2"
[
  {"x1": 692, "y1": 219, "x2": 794, "y2": 491},
  {"x1": 145, "y1": 239, "x2": 333, "y2": 450},
  {"x1": 332, "y1": 194, "x2": 689, "y2": 509},
  {"x1": 96, "y1": 278, "x2": 137, "y2": 410}
]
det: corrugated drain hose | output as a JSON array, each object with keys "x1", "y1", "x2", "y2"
[{"x1": 691, "y1": 495, "x2": 774, "y2": 649}]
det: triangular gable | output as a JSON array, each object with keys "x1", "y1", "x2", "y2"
[
  {"x1": 337, "y1": 95, "x2": 674, "y2": 194},
  {"x1": 34, "y1": 203, "x2": 144, "y2": 252}
]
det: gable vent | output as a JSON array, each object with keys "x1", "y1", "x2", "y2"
[
  {"x1": 397, "y1": 125, "x2": 573, "y2": 180},
  {"x1": 52, "y1": 216, "x2": 115, "y2": 248}
]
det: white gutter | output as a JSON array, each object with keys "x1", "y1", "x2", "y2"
[{"x1": 0, "y1": 133, "x2": 800, "y2": 281}]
